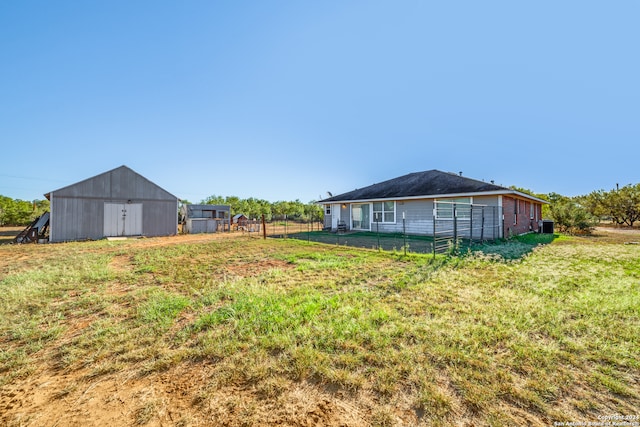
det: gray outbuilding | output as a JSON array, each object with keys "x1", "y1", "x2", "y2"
[
  {"x1": 45, "y1": 165, "x2": 179, "y2": 242},
  {"x1": 181, "y1": 204, "x2": 231, "y2": 233}
]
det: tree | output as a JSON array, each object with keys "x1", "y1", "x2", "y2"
[
  {"x1": 200, "y1": 194, "x2": 322, "y2": 222},
  {"x1": 617, "y1": 184, "x2": 640, "y2": 226},
  {"x1": 303, "y1": 202, "x2": 323, "y2": 222},
  {"x1": 583, "y1": 184, "x2": 640, "y2": 227},
  {"x1": 0, "y1": 196, "x2": 48, "y2": 226},
  {"x1": 202, "y1": 195, "x2": 225, "y2": 205},
  {"x1": 548, "y1": 193, "x2": 597, "y2": 234}
]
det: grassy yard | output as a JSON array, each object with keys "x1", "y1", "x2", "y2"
[
  {"x1": 283, "y1": 230, "x2": 437, "y2": 254},
  {"x1": 0, "y1": 231, "x2": 638, "y2": 426}
]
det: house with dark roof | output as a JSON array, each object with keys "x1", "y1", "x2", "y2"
[{"x1": 319, "y1": 170, "x2": 547, "y2": 238}]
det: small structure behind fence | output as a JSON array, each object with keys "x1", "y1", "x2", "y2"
[
  {"x1": 181, "y1": 204, "x2": 231, "y2": 234},
  {"x1": 237, "y1": 218, "x2": 262, "y2": 233}
]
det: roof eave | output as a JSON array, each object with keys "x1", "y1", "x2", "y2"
[{"x1": 318, "y1": 190, "x2": 548, "y2": 205}]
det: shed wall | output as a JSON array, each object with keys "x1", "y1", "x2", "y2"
[
  {"x1": 49, "y1": 167, "x2": 178, "y2": 242},
  {"x1": 50, "y1": 197, "x2": 177, "y2": 242},
  {"x1": 50, "y1": 194, "x2": 103, "y2": 242}
]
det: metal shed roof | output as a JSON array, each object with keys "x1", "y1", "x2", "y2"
[{"x1": 45, "y1": 165, "x2": 178, "y2": 201}]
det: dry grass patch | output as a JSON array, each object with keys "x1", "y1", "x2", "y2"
[{"x1": 1, "y1": 232, "x2": 639, "y2": 426}]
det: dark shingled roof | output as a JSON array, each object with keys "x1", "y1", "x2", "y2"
[{"x1": 320, "y1": 170, "x2": 509, "y2": 202}]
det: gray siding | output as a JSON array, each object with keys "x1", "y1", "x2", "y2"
[
  {"x1": 472, "y1": 195, "x2": 500, "y2": 207},
  {"x1": 50, "y1": 194, "x2": 103, "y2": 242},
  {"x1": 184, "y1": 204, "x2": 230, "y2": 219},
  {"x1": 340, "y1": 204, "x2": 350, "y2": 230},
  {"x1": 142, "y1": 200, "x2": 179, "y2": 237},
  {"x1": 368, "y1": 199, "x2": 436, "y2": 235},
  {"x1": 335, "y1": 197, "x2": 503, "y2": 238},
  {"x1": 324, "y1": 213, "x2": 332, "y2": 228},
  {"x1": 48, "y1": 166, "x2": 178, "y2": 242},
  {"x1": 186, "y1": 219, "x2": 219, "y2": 233},
  {"x1": 473, "y1": 195, "x2": 502, "y2": 238}
]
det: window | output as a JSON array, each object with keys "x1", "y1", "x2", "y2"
[
  {"x1": 435, "y1": 198, "x2": 472, "y2": 219},
  {"x1": 373, "y1": 201, "x2": 395, "y2": 223},
  {"x1": 530, "y1": 202, "x2": 534, "y2": 220},
  {"x1": 325, "y1": 205, "x2": 331, "y2": 215},
  {"x1": 351, "y1": 203, "x2": 370, "y2": 230}
]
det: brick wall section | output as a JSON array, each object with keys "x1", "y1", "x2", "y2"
[{"x1": 502, "y1": 196, "x2": 542, "y2": 238}]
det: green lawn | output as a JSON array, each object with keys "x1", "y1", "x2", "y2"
[{"x1": 1, "y1": 232, "x2": 638, "y2": 425}]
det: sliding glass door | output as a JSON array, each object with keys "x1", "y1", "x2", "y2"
[{"x1": 351, "y1": 203, "x2": 370, "y2": 230}]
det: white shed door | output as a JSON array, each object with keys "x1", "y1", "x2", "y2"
[{"x1": 104, "y1": 203, "x2": 143, "y2": 237}]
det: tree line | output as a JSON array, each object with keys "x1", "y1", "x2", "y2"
[
  {"x1": 2, "y1": 183, "x2": 638, "y2": 233},
  {"x1": 513, "y1": 183, "x2": 640, "y2": 233},
  {"x1": 0, "y1": 193, "x2": 323, "y2": 227},
  {"x1": 0, "y1": 196, "x2": 49, "y2": 226},
  {"x1": 199, "y1": 195, "x2": 324, "y2": 222}
]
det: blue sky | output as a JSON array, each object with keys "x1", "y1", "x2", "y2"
[{"x1": 1, "y1": 1, "x2": 638, "y2": 203}]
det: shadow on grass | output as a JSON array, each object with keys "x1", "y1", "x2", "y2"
[
  {"x1": 278, "y1": 231, "x2": 558, "y2": 261},
  {"x1": 467, "y1": 233, "x2": 558, "y2": 260},
  {"x1": 278, "y1": 231, "x2": 436, "y2": 254}
]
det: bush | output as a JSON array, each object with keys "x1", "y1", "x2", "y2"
[{"x1": 549, "y1": 195, "x2": 597, "y2": 234}]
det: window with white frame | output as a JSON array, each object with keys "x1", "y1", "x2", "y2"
[
  {"x1": 435, "y1": 197, "x2": 472, "y2": 219},
  {"x1": 352, "y1": 203, "x2": 371, "y2": 230},
  {"x1": 373, "y1": 201, "x2": 395, "y2": 223},
  {"x1": 325, "y1": 205, "x2": 331, "y2": 216}
]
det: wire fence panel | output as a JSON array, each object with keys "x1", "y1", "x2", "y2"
[
  {"x1": 432, "y1": 203, "x2": 501, "y2": 255},
  {"x1": 237, "y1": 206, "x2": 503, "y2": 257},
  {"x1": 236, "y1": 216, "x2": 324, "y2": 238}
]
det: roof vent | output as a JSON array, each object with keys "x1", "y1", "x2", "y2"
[
  {"x1": 491, "y1": 180, "x2": 495, "y2": 184},
  {"x1": 459, "y1": 171, "x2": 463, "y2": 176}
]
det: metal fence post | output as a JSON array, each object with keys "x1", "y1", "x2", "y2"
[
  {"x1": 480, "y1": 207, "x2": 485, "y2": 242},
  {"x1": 403, "y1": 211, "x2": 406, "y2": 256},
  {"x1": 433, "y1": 213, "x2": 436, "y2": 258},
  {"x1": 453, "y1": 204, "x2": 458, "y2": 253},
  {"x1": 470, "y1": 205, "x2": 474, "y2": 242}
]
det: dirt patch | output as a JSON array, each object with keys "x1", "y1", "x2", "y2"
[
  {"x1": 592, "y1": 227, "x2": 640, "y2": 244},
  {"x1": 0, "y1": 362, "x2": 372, "y2": 427},
  {"x1": 594, "y1": 226, "x2": 640, "y2": 235},
  {"x1": 0, "y1": 226, "x2": 24, "y2": 242},
  {"x1": 223, "y1": 258, "x2": 292, "y2": 278},
  {"x1": 108, "y1": 254, "x2": 133, "y2": 273},
  {"x1": 127, "y1": 232, "x2": 254, "y2": 249}
]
